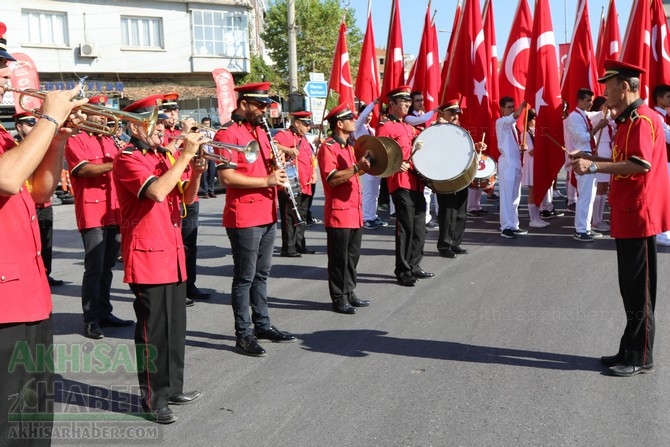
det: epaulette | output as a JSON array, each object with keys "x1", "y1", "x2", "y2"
[{"x1": 220, "y1": 120, "x2": 235, "y2": 129}]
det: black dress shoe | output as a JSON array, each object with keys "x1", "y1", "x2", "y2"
[
  {"x1": 349, "y1": 297, "x2": 371, "y2": 307},
  {"x1": 147, "y1": 407, "x2": 178, "y2": 424},
  {"x1": 188, "y1": 289, "x2": 211, "y2": 300},
  {"x1": 280, "y1": 252, "x2": 302, "y2": 258},
  {"x1": 412, "y1": 270, "x2": 435, "y2": 279},
  {"x1": 332, "y1": 303, "x2": 357, "y2": 314},
  {"x1": 600, "y1": 353, "x2": 624, "y2": 367},
  {"x1": 84, "y1": 322, "x2": 104, "y2": 339},
  {"x1": 168, "y1": 390, "x2": 202, "y2": 405},
  {"x1": 99, "y1": 314, "x2": 134, "y2": 327},
  {"x1": 439, "y1": 249, "x2": 456, "y2": 258},
  {"x1": 609, "y1": 363, "x2": 654, "y2": 377},
  {"x1": 397, "y1": 275, "x2": 417, "y2": 287},
  {"x1": 235, "y1": 335, "x2": 267, "y2": 357},
  {"x1": 185, "y1": 297, "x2": 195, "y2": 307},
  {"x1": 298, "y1": 248, "x2": 316, "y2": 254},
  {"x1": 254, "y1": 326, "x2": 297, "y2": 343},
  {"x1": 48, "y1": 276, "x2": 64, "y2": 286},
  {"x1": 451, "y1": 246, "x2": 469, "y2": 255}
]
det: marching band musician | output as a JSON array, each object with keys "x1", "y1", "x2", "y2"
[
  {"x1": 377, "y1": 85, "x2": 434, "y2": 287},
  {"x1": 64, "y1": 94, "x2": 133, "y2": 340},
  {"x1": 434, "y1": 100, "x2": 473, "y2": 258},
  {"x1": 318, "y1": 103, "x2": 371, "y2": 314},
  {"x1": 0, "y1": 21, "x2": 88, "y2": 443},
  {"x1": 213, "y1": 82, "x2": 296, "y2": 358},
  {"x1": 112, "y1": 94, "x2": 204, "y2": 424},
  {"x1": 273, "y1": 110, "x2": 317, "y2": 257}
]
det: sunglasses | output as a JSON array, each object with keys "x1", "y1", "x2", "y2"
[{"x1": 19, "y1": 118, "x2": 38, "y2": 126}]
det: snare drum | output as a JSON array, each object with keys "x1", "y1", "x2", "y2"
[
  {"x1": 470, "y1": 154, "x2": 498, "y2": 190},
  {"x1": 285, "y1": 160, "x2": 301, "y2": 196},
  {"x1": 412, "y1": 124, "x2": 477, "y2": 193}
]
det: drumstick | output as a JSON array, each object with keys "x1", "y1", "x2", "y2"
[
  {"x1": 545, "y1": 133, "x2": 569, "y2": 154},
  {"x1": 478, "y1": 133, "x2": 486, "y2": 156},
  {"x1": 408, "y1": 139, "x2": 423, "y2": 161}
]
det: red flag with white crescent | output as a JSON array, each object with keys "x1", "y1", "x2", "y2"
[
  {"x1": 498, "y1": 0, "x2": 532, "y2": 109},
  {"x1": 328, "y1": 18, "x2": 355, "y2": 112},
  {"x1": 7, "y1": 53, "x2": 41, "y2": 113},
  {"x1": 649, "y1": 0, "x2": 670, "y2": 90},
  {"x1": 380, "y1": 0, "x2": 405, "y2": 101},
  {"x1": 560, "y1": 0, "x2": 598, "y2": 100},
  {"x1": 483, "y1": 0, "x2": 500, "y2": 160},
  {"x1": 439, "y1": 0, "x2": 462, "y2": 104},
  {"x1": 212, "y1": 68, "x2": 236, "y2": 125},
  {"x1": 526, "y1": 0, "x2": 564, "y2": 206},
  {"x1": 354, "y1": 5, "x2": 380, "y2": 108},
  {"x1": 620, "y1": 0, "x2": 651, "y2": 99},
  {"x1": 596, "y1": 0, "x2": 621, "y2": 77}
]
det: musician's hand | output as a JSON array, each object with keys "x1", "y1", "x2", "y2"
[
  {"x1": 282, "y1": 145, "x2": 299, "y2": 158},
  {"x1": 268, "y1": 169, "x2": 288, "y2": 187},
  {"x1": 358, "y1": 152, "x2": 371, "y2": 171},
  {"x1": 400, "y1": 161, "x2": 411, "y2": 172},
  {"x1": 180, "y1": 118, "x2": 196, "y2": 134},
  {"x1": 181, "y1": 132, "x2": 202, "y2": 158},
  {"x1": 568, "y1": 150, "x2": 590, "y2": 160},
  {"x1": 475, "y1": 142, "x2": 487, "y2": 151},
  {"x1": 571, "y1": 158, "x2": 594, "y2": 175},
  {"x1": 191, "y1": 156, "x2": 207, "y2": 174},
  {"x1": 41, "y1": 86, "x2": 89, "y2": 129}
]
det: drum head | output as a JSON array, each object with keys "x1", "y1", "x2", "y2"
[
  {"x1": 412, "y1": 124, "x2": 475, "y2": 181},
  {"x1": 475, "y1": 154, "x2": 497, "y2": 178}
]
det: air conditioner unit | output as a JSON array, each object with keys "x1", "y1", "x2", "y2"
[{"x1": 79, "y1": 42, "x2": 98, "y2": 58}]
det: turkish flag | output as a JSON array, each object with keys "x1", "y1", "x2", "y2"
[
  {"x1": 439, "y1": 1, "x2": 461, "y2": 104},
  {"x1": 355, "y1": 9, "x2": 380, "y2": 107},
  {"x1": 483, "y1": 0, "x2": 500, "y2": 160},
  {"x1": 560, "y1": 0, "x2": 598, "y2": 101},
  {"x1": 649, "y1": 0, "x2": 670, "y2": 90},
  {"x1": 410, "y1": 3, "x2": 440, "y2": 115},
  {"x1": 8, "y1": 53, "x2": 41, "y2": 114},
  {"x1": 380, "y1": 0, "x2": 405, "y2": 102},
  {"x1": 525, "y1": 0, "x2": 564, "y2": 206},
  {"x1": 498, "y1": 0, "x2": 532, "y2": 110},
  {"x1": 596, "y1": 0, "x2": 621, "y2": 74},
  {"x1": 620, "y1": 0, "x2": 651, "y2": 99},
  {"x1": 443, "y1": 0, "x2": 491, "y2": 145},
  {"x1": 328, "y1": 19, "x2": 355, "y2": 113},
  {"x1": 212, "y1": 68, "x2": 236, "y2": 125}
]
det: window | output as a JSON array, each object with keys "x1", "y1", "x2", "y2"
[
  {"x1": 192, "y1": 10, "x2": 248, "y2": 59},
  {"x1": 22, "y1": 10, "x2": 68, "y2": 46},
  {"x1": 121, "y1": 16, "x2": 163, "y2": 49}
]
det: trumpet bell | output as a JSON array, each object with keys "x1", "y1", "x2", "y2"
[{"x1": 354, "y1": 135, "x2": 403, "y2": 177}]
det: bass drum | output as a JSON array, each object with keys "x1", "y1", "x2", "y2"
[
  {"x1": 470, "y1": 154, "x2": 498, "y2": 190},
  {"x1": 412, "y1": 123, "x2": 477, "y2": 193}
]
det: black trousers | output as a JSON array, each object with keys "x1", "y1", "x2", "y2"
[
  {"x1": 392, "y1": 188, "x2": 426, "y2": 278},
  {"x1": 326, "y1": 227, "x2": 363, "y2": 305},
  {"x1": 199, "y1": 160, "x2": 217, "y2": 195},
  {"x1": 0, "y1": 318, "x2": 53, "y2": 447},
  {"x1": 436, "y1": 188, "x2": 468, "y2": 252},
  {"x1": 130, "y1": 282, "x2": 186, "y2": 411},
  {"x1": 278, "y1": 189, "x2": 309, "y2": 254},
  {"x1": 614, "y1": 236, "x2": 657, "y2": 366},
  {"x1": 181, "y1": 202, "x2": 200, "y2": 296},
  {"x1": 37, "y1": 206, "x2": 53, "y2": 278},
  {"x1": 80, "y1": 226, "x2": 121, "y2": 324}
]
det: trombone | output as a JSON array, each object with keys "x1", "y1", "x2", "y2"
[
  {"x1": 3, "y1": 85, "x2": 159, "y2": 136},
  {"x1": 166, "y1": 136, "x2": 259, "y2": 164}
]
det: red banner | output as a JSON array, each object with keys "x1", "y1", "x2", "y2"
[
  {"x1": 212, "y1": 68, "x2": 236, "y2": 125},
  {"x1": 8, "y1": 52, "x2": 41, "y2": 113}
]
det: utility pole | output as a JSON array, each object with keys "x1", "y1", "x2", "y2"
[{"x1": 287, "y1": 0, "x2": 299, "y2": 95}]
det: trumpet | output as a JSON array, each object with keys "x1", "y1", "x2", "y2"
[
  {"x1": 166, "y1": 136, "x2": 259, "y2": 164},
  {"x1": 3, "y1": 85, "x2": 159, "y2": 136}
]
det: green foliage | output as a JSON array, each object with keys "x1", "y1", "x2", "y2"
[
  {"x1": 262, "y1": 0, "x2": 363, "y2": 98},
  {"x1": 239, "y1": 54, "x2": 283, "y2": 86}
]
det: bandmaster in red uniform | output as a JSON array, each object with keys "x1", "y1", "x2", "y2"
[
  {"x1": 113, "y1": 94, "x2": 204, "y2": 424},
  {"x1": 572, "y1": 60, "x2": 670, "y2": 377},
  {"x1": 214, "y1": 82, "x2": 296, "y2": 357},
  {"x1": 318, "y1": 103, "x2": 371, "y2": 314}
]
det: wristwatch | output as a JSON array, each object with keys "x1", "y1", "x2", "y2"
[{"x1": 588, "y1": 163, "x2": 598, "y2": 173}]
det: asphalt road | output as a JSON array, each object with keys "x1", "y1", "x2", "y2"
[{"x1": 44, "y1": 184, "x2": 670, "y2": 447}]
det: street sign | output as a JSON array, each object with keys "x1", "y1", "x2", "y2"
[
  {"x1": 309, "y1": 72, "x2": 325, "y2": 82},
  {"x1": 309, "y1": 97, "x2": 326, "y2": 125},
  {"x1": 303, "y1": 81, "x2": 328, "y2": 98}
]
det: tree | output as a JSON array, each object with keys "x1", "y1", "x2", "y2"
[
  {"x1": 239, "y1": 54, "x2": 283, "y2": 86},
  {"x1": 262, "y1": 0, "x2": 363, "y2": 98}
]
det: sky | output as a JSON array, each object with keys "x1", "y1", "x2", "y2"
[{"x1": 344, "y1": 0, "x2": 635, "y2": 62}]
